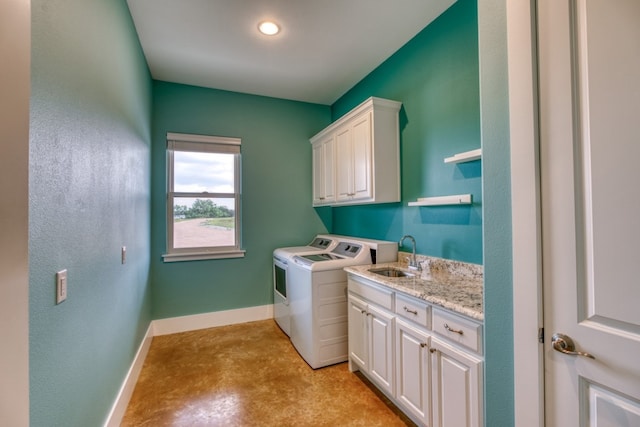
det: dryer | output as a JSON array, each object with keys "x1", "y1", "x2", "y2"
[{"x1": 272, "y1": 235, "x2": 339, "y2": 336}]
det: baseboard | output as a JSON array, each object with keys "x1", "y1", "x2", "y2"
[
  {"x1": 152, "y1": 304, "x2": 275, "y2": 336},
  {"x1": 104, "y1": 304, "x2": 275, "y2": 426},
  {"x1": 103, "y1": 322, "x2": 154, "y2": 427}
]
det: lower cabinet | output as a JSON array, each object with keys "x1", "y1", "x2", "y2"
[
  {"x1": 348, "y1": 276, "x2": 484, "y2": 427},
  {"x1": 348, "y1": 294, "x2": 368, "y2": 369},
  {"x1": 395, "y1": 318, "x2": 431, "y2": 426},
  {"x1": 430, "y1": 337, "x2": 483, "y2": 427},
  {"x1": 348, "y1": 293, "x2": 394, "y2": 395}
]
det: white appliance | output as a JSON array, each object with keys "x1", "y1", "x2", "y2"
[
  {"x1": 272, "y1": 235, "x2": 339, "y2": 336},
  {"x1": 288, "y1": 237, "x2": 398, "y2": 369}
]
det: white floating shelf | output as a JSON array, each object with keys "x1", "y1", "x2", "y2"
[
  {"x1": 408, "y1": 194, "x2": 472, "y2": 207},
  {"x1": 444, "y1": 148, "x2": 482, "y2": 164}
]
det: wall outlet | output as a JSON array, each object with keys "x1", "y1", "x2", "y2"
[
  {"x1": 121, "y1": 246, "x2": 126, "y2": 264},
  {"x1": 56, "y1": 269, "x2": 67, "y2": 304}
]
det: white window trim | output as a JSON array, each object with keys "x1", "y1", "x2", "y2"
[{"x1": 163, "y1": 132, "x2": 244, "y2": 262}]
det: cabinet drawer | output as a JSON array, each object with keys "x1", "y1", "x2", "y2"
[
  {"x1": 432, "y1": 308, "x2": 482, "y2": 354},
  {"x1": 348, "y1": 277, "x2": 393, "y2": 310},
  {"x1": 394, "y1": 293, "x2": 430, "y2": 328}
]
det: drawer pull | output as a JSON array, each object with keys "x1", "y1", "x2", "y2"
[
  {"x1": 403, "y1": 306, "x2": 418, "y2": 315},
  {"x1": 444, "y1": 323, "x2": 464, "y2": 335},
  {"x1": 430, "y1": 348, "x2": 437, "y2": 354},
  {"x1": 420, "y1": 342, "x2": 428, "y2": 348}
]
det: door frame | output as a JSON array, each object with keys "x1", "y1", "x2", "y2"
[
  {"x1": 0, "y1": 0, "x2": 31, "y2": 425},
  {"x1": 507, "y1": 1, "x2": 545, "y2": 426}
]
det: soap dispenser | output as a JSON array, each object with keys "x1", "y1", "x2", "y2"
[{"x1": 420, "y1": 259, "x2": 432, "y2": 281}]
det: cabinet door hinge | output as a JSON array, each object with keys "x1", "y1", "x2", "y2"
[{"x1": 538, "y1": 327, "x2": 544, "y2": 343}]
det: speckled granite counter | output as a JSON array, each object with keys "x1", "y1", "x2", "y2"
[{"x1": 344, "y1": 253, "x2": 483, "y2": 321}]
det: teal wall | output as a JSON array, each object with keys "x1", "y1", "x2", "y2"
[
  {"x1": 328, "y1": 0, "x2": 482, "y2": 264},
  {"x1": 150, "y1": 82, "x2": 331, "y2": 319},
  {"x1": 478, "y1": 0, "x2": 514, "y2": 425},
  {"x1": 29, "y1": 0, "x2": 152, "y2": 425}
]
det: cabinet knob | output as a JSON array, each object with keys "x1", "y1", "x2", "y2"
[
  {"x1": 420, "y1": 342, "x2": 428, "y2": 348},
  {"x1": 429, "y1": 348, "x2": 437, "y2": 354}
]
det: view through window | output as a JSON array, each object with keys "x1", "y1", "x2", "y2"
[{"x1": 164, "y1": 133, "x2": 243, "y2": 261}]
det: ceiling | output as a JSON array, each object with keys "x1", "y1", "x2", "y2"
[{"x1": 126, "y1": 0, "x2": 456, "y2": 105}]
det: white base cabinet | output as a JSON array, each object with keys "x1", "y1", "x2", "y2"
[
  {"x1": 348, "y1": 293, "x2": 395, "y2": 396},
  {"x1": 396, "y1": 318, "x2": 431, "y2": 426},
  {"x1": 311, "y1": 97, "x2": 401, "y2": 206},
  {"x1": 348, "y1": 275, "x2": 483, "y2": 427},
  {"x1": 430, "y1": 337, "x2": 483, "y2": 427}
]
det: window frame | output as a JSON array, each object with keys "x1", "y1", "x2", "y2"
[{"x1": 162, "y1": 132, "x2": 244, "y2": 262}]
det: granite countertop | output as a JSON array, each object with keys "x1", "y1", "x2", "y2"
[{"x1": 344, "y1": 258, "x2": 483, "y2": 321}]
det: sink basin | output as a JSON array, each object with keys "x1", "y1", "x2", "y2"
[{"x1": 368, "y1": 267, "x2": 415, "y2": 278}]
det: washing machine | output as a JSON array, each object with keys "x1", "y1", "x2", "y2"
[{"x1": 288, "y1": 237, "x2": 397, "y2": 369}]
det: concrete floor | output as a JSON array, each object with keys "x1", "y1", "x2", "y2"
[{"x1": 121, "y1": 319, "x2": 413, "y2": 426}]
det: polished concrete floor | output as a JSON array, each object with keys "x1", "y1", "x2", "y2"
[{"x1": 121, "y1": 319, "x2": 414, "y2": 426}]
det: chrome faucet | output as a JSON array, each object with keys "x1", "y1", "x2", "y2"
[{"x1": 399, "y1": 235, "x2": 421, "y2": 271}]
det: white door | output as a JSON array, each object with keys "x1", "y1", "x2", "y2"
[{"x1": 538, "y1": 0, "x2": 640, "y2": 425}]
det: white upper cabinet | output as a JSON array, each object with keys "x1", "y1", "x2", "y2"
[
  {"x1": 310, "y1": 97, "x2": 401, "y2": 206},
  {"x1": 311, "y1": 133, "x2": 335, "y2": 204}
]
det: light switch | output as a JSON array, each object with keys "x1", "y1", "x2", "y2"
[{"x1": 56, "y1": 269, "x2": 67, "y2": 304}]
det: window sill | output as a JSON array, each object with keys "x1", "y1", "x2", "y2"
[{"x1": 162, "y1": 249, "x2": 246, "y2": 263}]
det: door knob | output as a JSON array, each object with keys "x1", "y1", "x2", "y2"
[{"x1": 551, "y1": 333, "x2": 595, "y2": 359}]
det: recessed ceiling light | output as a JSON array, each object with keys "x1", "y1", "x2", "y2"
[{"x1": 258, "y1": 21, "x2": 280, "y2": 36}]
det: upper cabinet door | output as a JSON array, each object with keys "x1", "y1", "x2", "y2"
[
  {"x1": 312, "y1": 134, "x2": 335, "y2": 205},
  {"x1": 335, "y1": 125, "x2": 354, "y2": 202},
  {"x1": 351, "y1": 111, "x2": 373, "y2": 201}
]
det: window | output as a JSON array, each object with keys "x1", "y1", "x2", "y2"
[{"x1": 163, "y1": 132, "x2": 244, "y2": 262}]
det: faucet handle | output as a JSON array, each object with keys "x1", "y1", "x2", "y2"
[
  {"x1": 405, "y1": 256, "x2": 421, "y2": 270},
  {"x1": 408, "y1": 262, "x2": 421, "y2": 271}
]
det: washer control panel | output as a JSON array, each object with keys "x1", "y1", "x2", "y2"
[{"x1": 331, "y1": 242, "x2": 362, "y2": 258}]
